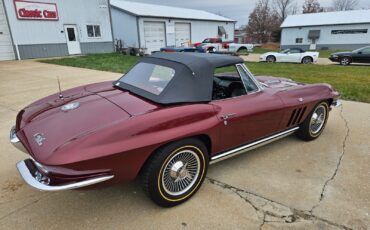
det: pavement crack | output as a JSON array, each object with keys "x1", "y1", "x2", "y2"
[
  {"x1": 259, "y1": 213, "x2": 266, "y2": 230},
  {"x1": 207, "y1": 177, "x2": 353, "y2": 230},
  {"x1": 0, "y1": 193, "x2": 53, "y2": 222},
  {"x1": 310, "y1": 106, "x2": 350, "y2": 213}
]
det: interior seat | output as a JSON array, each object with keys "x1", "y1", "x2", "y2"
[{"x1": 230, "y1": 82, "x2": 246, "y2": 97}]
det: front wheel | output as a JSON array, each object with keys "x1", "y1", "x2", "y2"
[
  {"x1": 340, "y1": 57, "x2": 351, "y2": 66},
  {"x1": 141, "y1": 138, "x2": 209, "y2": 207},
  {"x1": 297, "y1": 101, "x2": 329, "y2": 141},
  {"x1": 266, "y1": 55, "x2": 276, "y2": 63},
  {"x1": 302, "y1": 56, "x2": 313, "y2": 64}
]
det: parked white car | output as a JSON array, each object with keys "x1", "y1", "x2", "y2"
[{"x1": 260, "y1": 48, "x2": 319, "y2": 64}]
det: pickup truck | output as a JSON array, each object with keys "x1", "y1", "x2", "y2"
[{"x1": 194, "y1": 38, "x2": 254, "y2": 53}]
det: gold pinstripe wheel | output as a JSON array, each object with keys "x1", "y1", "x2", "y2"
[
  {"x1": 297, "y1": 101, "x2": 329, "y2": 141},
  {"x1": 141, "y1": 139, "x2": 208, "y2": 207}
]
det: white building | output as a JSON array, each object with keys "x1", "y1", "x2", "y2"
[
  {"x1": 0, "y1": 0, "x2": 114, "y2": 61},
  {"x1": 280, "y1": 10, "x2": 370, "y2": 50},
  {"x1": 110, "y1": 0, "x2": 235, "y2": 53}
]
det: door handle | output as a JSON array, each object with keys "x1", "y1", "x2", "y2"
[
  {"x1": 221, "y1": 113, "x2": 237, "y2": 125},
  {"x1": 221, "y1": 113, "x2": 237, "y2": 120}
]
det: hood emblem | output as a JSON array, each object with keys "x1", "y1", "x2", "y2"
[
  {"x1": 34, "y1": 133, "x2": 46, "y2": 146},
  {"x1": 61, "y1": 102, "x2": 80, "y2": 111}
]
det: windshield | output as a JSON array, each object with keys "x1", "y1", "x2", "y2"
[
  {"x1": 352, "y1": 47, "x2": 370, "y2": 53},
  {"x1": 202, "y1": 39, "x2": 210, "y2": 43},
  {"x1": 352, "y1": 48, "x2": 362, "y2": 53},
  {"x1": 118, "y1": 62, "x2": 175, "y2": 95}
]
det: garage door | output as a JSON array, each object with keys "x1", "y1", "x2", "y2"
[
  {"x1": 175, "y1": 23, "x2": 191, "y2": 47},
  {"x1": 0, "y1": 1, "x2": 15, "y2": 61},
  {"x1": 144, "y1": 22, "x2": 166, "y2": 54}
]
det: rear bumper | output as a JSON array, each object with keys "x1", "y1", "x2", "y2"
[
  {"x1": 11, "y1": 126, "x2": 117, "y2": 191},
  {"x1": 16, "y1": 159, "x2": 114, "y2": 191},
  {"x1": 10, "y1": 126, "x2": 27, "y2": 153}
]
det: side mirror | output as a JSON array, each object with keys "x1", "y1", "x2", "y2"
[{"x1": 358, "y1": 51, "x2": 363, "y2": 54}]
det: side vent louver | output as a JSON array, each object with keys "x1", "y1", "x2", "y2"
[{"x1": 287, "y1": 106, "x2": 307, "y2": 127}]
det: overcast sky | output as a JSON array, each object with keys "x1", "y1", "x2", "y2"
[{"x1": 126, "y1": 0, "x2": 370, "y2": 27}]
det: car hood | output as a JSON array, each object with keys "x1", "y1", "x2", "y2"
[
  {"x1": 331, "y1": 51, "x2": 352, "y2": 56},
  {"x1": 256, "y1": 76, "x2": 303, "y2": 89},
  {"x1": 16, "y1": 81, "x2": 159, "y2": 162}
]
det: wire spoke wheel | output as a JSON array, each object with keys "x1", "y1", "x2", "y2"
[
  {"x1": 161, "y1": 150, "x2": 200, "y2": 196},
  {"x1": 309, "y1": 105, "x2": 327, "y2": 135}
]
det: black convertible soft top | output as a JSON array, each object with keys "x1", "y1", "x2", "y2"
[{"x1": 117, "y1": 53, "x2": 244, "y2": 104}]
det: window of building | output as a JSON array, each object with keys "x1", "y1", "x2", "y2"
[
  {"x1": 296, "y1": 38, "x2": 303, "y2": 43},
  {"x1": 87, "y1": 25, "x2": 101, "y2": 37},
  {"x1": 331, "y1": 29, "x2": 368, "y2": 35}
]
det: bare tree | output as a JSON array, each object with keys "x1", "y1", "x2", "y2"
[
  {"x1": 332, "y1": 0, "x2": 359, "y2": 11},
  {"x1": 273, "y1": 0, "x2": 297, "y2": 22},
  {"x1": 302, "y1": 0, "x2": 323, "y2": 13},
  {"x1": 246, "y1": 0, "x2": 280, "y2": 43}
]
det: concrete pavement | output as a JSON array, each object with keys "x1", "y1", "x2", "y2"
[{"x1": 0, "y1": 60, "x2": 369, "y2": 230}]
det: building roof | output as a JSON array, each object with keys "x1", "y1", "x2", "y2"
[
  {"x1": 281, "y1": 10, "x2": 370, "y2": 28},
  {"x1": 110, "y1": 0, "x2": 236, "y2": 22}
]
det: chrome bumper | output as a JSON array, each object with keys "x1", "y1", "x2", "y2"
[
  {"x1": 10, "y1": 126, "x2": 27, "y2": 153},
  {"x1": 332, "y1": 100, "x2": 342, "y2": 108},
  {"x1": 16, "y1": 160, "x2": 114, "y2": 191}
]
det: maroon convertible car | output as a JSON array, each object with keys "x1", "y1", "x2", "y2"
[{"x1": 10, "y1": 53, "x2": 341, "y2": 207}]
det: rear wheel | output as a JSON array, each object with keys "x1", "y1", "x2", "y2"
[
  {"x1": 266, "y1": 55, "x2": 276, "y2": 63},
  {"x1": 141, "y1": 138, "x2": 209, "y2": 207},
  {"x1": 340, "y1": 57, "x2": 351, "y2": 66},
  {"x1": 237, "y1": 47, "x2": 248, "y2": 54},
  {"x1": 207, "y1": 47, "x2": 216, "y2": 53},
  {"x1": 297, "y1": 101, "x2": 329, "y2": 141}
]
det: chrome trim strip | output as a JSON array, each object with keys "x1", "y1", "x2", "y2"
[
  {"x1": 10, "y1": 126, "x2": 27, "y2": 153},
  {"x1": 210, "y1": 127, "x2": 299, "y2": 164},
  {"x1": 16, "y1": 160, "x2": 114, "y2": 191},
  {"x1": 240, "y1": 63, "x2": 264, "y2": 92}
]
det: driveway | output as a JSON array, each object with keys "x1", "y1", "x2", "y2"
[{"x1": 0, "y1": 61, "x2": 369, "y2": 230}]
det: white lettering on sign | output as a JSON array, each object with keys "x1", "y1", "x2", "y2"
[{"x1": 14, "y1": 0, "x2": 58, "y2": 21}]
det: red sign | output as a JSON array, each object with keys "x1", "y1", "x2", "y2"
[{"x1": 14, "y1": 0, "x2": 59, "y2": 21}]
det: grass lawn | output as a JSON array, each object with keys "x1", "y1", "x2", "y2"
[
  {"x1": 40, "y1": 53, "x2": 370, "y2": 103},
  {"x1": 252, "y1": 47, "x2": 278, "y2": 54},
  {"x1": 40, "y1": 53, "x2": 139, "y2": 73}
]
